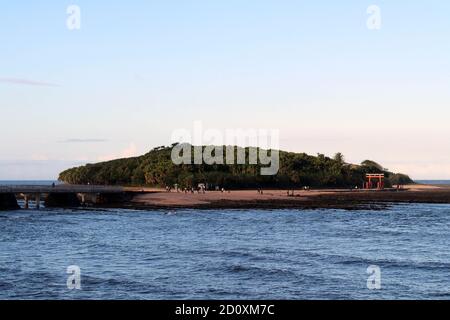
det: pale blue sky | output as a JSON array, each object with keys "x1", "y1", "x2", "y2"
[{"x1": 1, "y1": 1, "x2": 450, "y2": 179}]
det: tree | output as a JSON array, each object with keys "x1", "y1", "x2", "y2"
[
  {"x1": 389, "y1": 173, "x2": 414, "y2": 186},
  {"x1": 58, "y1": 144, "x2": 413, "y2": 189},
  {"x1": 333, "y1": 152, "x2": 345, "y2": 165},
  {"x1": 361, "y1": 160, "x2": 383, "y2": 172}
]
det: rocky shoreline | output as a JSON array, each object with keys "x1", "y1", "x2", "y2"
[
  {"x1": 3, "y1": 185, "x2": 450, "y2": 211},
  {"x1": 126, "y1": 185, "x2": 450, "y2": 211}
]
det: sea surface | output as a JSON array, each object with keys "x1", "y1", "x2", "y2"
[
  {"x1": 416, "y1": 180, "x2": 450, "y2": 185},
  {"x1": 0, "y1": 180, "x2": 58, "y2": 186},
  {"x1": 1, "y1": 202, "x2": 450, "y2": 300}
]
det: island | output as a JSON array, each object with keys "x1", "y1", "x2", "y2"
[
  {"x1": 3, "y1": 145, "x2": 450, "y2": 210},
  {"x1": 59, "y1": 144, "x2": 413, "y2": 189}
]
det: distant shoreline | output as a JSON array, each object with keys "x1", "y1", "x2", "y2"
[
  {"x1": 119, "y1": 184, "x2": 450, "y2": 211},
  {"x1": 3, "y1": 183, "x2": 450, "y2": 211}
]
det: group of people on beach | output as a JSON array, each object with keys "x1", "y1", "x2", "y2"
[
  {"x1": 164, "y1": 184, "x2": 317, "y2": 197},
  {"x1": 165, "y1": 184, "x2": 229, "y2": 194}
]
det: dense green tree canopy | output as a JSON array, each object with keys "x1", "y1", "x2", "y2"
[
  {"x1": 361, "y1": 160, "x2": 384, "y2": 172},
  {"x1": 59, "y1": 145, "x2": 414, "y2": 189}
]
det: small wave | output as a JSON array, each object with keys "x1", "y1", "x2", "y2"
[
  {"x1": 227, "y1": 264, "x2": 298, "y2": 278},
  {"x1": 337, "y1": 256, "x2": 450, "y2": 271}
]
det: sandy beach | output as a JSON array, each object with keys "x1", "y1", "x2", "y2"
[{"x1": 126, "y1": 184, "x2": 450, "y2": 210}]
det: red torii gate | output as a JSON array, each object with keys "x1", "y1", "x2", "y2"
[{"x1": 364, "y1": 173, "x2": 385, "y2": 190}]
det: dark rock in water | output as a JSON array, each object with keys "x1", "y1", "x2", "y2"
[
  {"x1": 45, "y1": 193, "x2": 81, "y2": 208},
  {"x1": 0, "y1": 193, "x2": 20, "y2": 210},
  {"x1": 94, "y1": 192, "x2": 132, "y2": 205}
]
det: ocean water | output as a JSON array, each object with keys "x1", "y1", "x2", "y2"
[
  {"x1": 0, "y1": 180, "x2": 58, "y2": 186},
  {"x1": 416, "y1": 180, "x2": 450, "y2": 185},
  {"x1": 0, "y1": 204, "x2": 450, "y2": 300}
]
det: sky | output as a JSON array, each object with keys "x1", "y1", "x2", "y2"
[{"x1": 1, "y1": 1, "x2": 450, "y2": 180}]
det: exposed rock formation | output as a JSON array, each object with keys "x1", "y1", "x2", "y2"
[
  {"x1": 0, "y1": 193, "x2": 20, "y2": 210},
  {"x1": 45, "y1": 193, "x2": 81, "y2": 208}
]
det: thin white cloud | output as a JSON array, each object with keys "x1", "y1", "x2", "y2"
[
  {"x1": 0, "y1": 77, "x2": 58, "y2": 87},
  {"x1": 59, "y1": 139, "x2": 108, "y2": 143}
]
